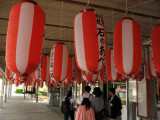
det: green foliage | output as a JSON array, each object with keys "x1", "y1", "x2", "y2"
[
  {"x1": 38, "y1": 92, "x2": 42, "y2": 96},
  {"x1": 15, "y1": 89, "x2": 23, "y2": 94}
]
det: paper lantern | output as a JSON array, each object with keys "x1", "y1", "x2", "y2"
[
  {"x1": 14, "y1": 76, "x2": 20, "y2": 87},
  {"x1": 5, "y1": 66, "x2": 13, "y2": 79},
  {"x1": 74, "y1": 9, "x2": 106, "y2": 72},
  {"x1": 82, "y1": 71, "x2": 98, "y2": 83},
  {"x1": 50, "y1": 43, "x2": 69, "y2": 82},
  {"x1": 6, "y1": 1, "x2": 45, "y2": 77},
  {"x1": 106, "y1": 49, "x2": 122, "y2": 81},
  {"x1": 38, "y1": 81, "x2": 43, "y2": 88},
  {"x1": 148, "y1": 53, "x2": 160, "y2": 79},
  {"x1": 114, "y1": 17, "x2": 142, "y2": 75},
  {"x1": 99, "y1": 66, "x2": 107, "y2": 84},
  {"x1": 132, "y1": 65, "x2": 144, "y2": 81},
  {"x1": 31, "y1": 78, "x2": 36, "y2": 87},
  {"x1": 65, "y1": 57, "x2": 77, "y2": 83},
  {"x1": 68, "y1": 82, "x2": 74, "y2": 87},
  {"x1": 38, "y1": 55, "x2": 50, "y2": 81},
  {"x1": 52, "y1": 81, "x2": 58, "y2": 88},
  {"x1": 60, "y1": 81, "x2": 66, "y2": 88},
  {"x1": 77, "y1": 69, "x2": 82, "y2": 85},
  {"x1": 46, "y1": 80, "x2": 51, "y2": 88},
  {"x1": 152, "y1": 24, "x2": 160, "y2": 72}
]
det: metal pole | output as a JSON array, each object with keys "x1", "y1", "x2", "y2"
[
  {"x1": 4, "y1": 79, "x2": 8, "y2": 103},
  {"x1": 126, "y1": 80, "x2": 129, "y2": 120},
  {"x1": 0, "y1": 79, "x2": 5, "y2": 108}
]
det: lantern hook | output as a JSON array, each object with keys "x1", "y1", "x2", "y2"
[{"x1": 124, "y1": 0, "x2": 128, "y2": 16}]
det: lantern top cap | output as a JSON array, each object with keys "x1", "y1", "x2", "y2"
[
  {"x1": 80, "y1": 8, "x2": 95, "y2": 13},
  {"x1": 21, "y1": 0, "x2": 37, "y2": 5},
  {"x1": 156, "y1": 24, "x2": 160, "y2": 27},
  {"x1": 121, "y1": 17, "x2": 133, "y2": 20},
  {"x1": 56, "y1": 42, "x2": 65, "y2": 45}
]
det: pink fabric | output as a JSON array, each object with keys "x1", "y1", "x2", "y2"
[{"x1": 75, "y1": 105, "x2": 95, "y2": 120}]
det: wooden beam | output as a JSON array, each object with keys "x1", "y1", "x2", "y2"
[{"x1": 54, "y1": 0, "x2": 160, "y2": 19}]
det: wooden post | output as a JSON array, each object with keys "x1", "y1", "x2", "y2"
[{"x1": 0, "y1": 79, "x2": 5, "y2": 108}]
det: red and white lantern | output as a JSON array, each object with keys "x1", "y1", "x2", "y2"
[
  {"x1": 45, "y1": 80, "x2": 51, "y2": 88},
  {"x1": 6, "y1": 0, "x2": 45, "y2": 77},
  {"x1": 99, "y1": 66, "x2": 107, "y2": 84},
  {"x1": 52, "y1": 81, "x2": 58, "y2": 88},
  {"x1": 148, "y1": 53, "x2": 160, "y2": 78},
  {"x1": 114, "y1": 17, "x2": 142, "y2": 75},
  {"x1": 14, "y1": 76, "x2": 20, "y2": 87},
  {"x1": 106, "y1": 49, "x2": 122, "y2": 81},
  {"x1": 132, "y1": 65, "x2": 144, "y2": 81},
  {"x1": 82, "y1": 71, "x2": 98, "y2": 83},
  {"x1": 31, "y1": 78, "x2": 36, "y2": 87},
  {"x1": 152, "y1": 24, "x2": 160, "y2": 72},
  {"x1": 65, "y1": 57, "x2": 77, "y2": 83},
  {"x1": 74, "y1": 9, "x2": 106, "y2": 72},
  {"x1": 38, "y1": 55, "x2": 50, "y2": 81},
  {"x1": 50, "y1": 43, "x2": 69, "y2": 82},
  {"x1": 38, "y1": 81, "x2": 43, "y2": 88},
  {"x1": 77, "y1": 69, "x2": 82, "y2": 85},
  {"x1": 5, "y1": 66, "x2": 13, "y2": 79}
]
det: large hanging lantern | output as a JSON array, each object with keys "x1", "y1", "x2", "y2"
[
  {"x1": 31, "y1": 78, "x2": 36, "y2": 87},
  {"x1": 45, "y1": 80, "x2": 51, "y2": 88},
  {"x1": 82, "y1": 71, "x2": 98, "y2": 83},
  {"x1": 14, "y1": 76, "x2": 20, "y2": 87},
  {"x1": 132, "y1": 65, "x2": 144, "y2": 81},
  {"x1": 74, "y1": 9, "x2": 106, "y2": 72},
  {"x1": 99, "y1": 66, "x2": 107, "y2": 84},
  {"x1": 38, "y1": 55, "x2": 50, "y2": 81},
  {"x1": 50, "y1": 43, "x2": 69, "y2": 82},
  {"x1": 152, "y1": 24, "x2": 160, "y2": 72},
  {"x1": 6, "y1": 0, "x2": 45, "y2": 77},
  {"x1": 106, "y1": 49, "x2": 122, "y2": 81},
  {"x1": 52, "y1": 81, "x2": 58, "y2": 88},
  {"x1": 65, "y1": 57, "x2": 77, "y2": 83},
  {"x1": 148, "y1": 53, "x2": 160, "y2": 78},
  {"x1": 114, "y1": 17, "x2": 142, "y2": 75},
  {"x1": 5, "y1": 66, "x2": 13, "y2": 79},
  {"x1": 38, "y1": 81, "x2": 43, "y2": 88},
  {"x1": 77, "y1": 69, "x2": 82, "y2": 85}
]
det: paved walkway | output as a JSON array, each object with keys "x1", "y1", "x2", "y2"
[{"x1": 0, "y1": 95, "x2": 64, "y2": 120}]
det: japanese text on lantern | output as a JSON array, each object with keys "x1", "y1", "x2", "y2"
[{"x1": 96, "y1": 13, "x2": 105, "y2": 63}]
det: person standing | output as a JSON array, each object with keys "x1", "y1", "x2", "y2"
[
  {"x1": 108, "y1": 88, "x2": 122, "y2": 120},
  {"x1": 61, "y1": 90, "x2": 75, "y2": 120},
  {"x1": 92, "y1": 87, "x2": 106, "y2": 120},
  {"x1": 80, "y1": 86, "x2": 94, "y2": 104},
  {"x1": 75, "y1": 98, "x2": 95, "y2": 120}
]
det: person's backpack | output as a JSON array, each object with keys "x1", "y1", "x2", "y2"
[{"x1": 61, "y1": 97, "x2": 71, "y2": 114}]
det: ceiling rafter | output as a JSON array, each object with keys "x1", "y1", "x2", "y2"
[{"x1": 54, "y1": 0, "x2": 160, "y2": 19}]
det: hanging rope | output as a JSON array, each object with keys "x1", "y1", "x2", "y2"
[
  {"x1": 60, "y1": 0, "x2": 64, "y2": 41},
  {"x1": 112, "y1": 10, "x2": 114, "y2": 34},
  {"x1": 68, "y1": 28, "x2": 71, "y2": 53},
  {"x1": 87, "y1": 0, "x2": 92, "y2": 8},
  {"x1": 150, "y1": 17, "x2": 153, "y2": 32},
  {"x1": 124, "y1": 0, "x2": 128, "y2": 16}
]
